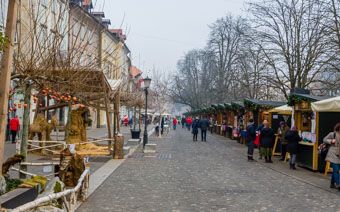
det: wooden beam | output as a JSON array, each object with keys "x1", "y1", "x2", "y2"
[{"x1": 33, "y1": 103, "x2": 69, "y2": 111}]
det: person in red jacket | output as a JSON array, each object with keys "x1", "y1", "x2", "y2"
[
  {"x1": 9, "y1": 116, "x2": 20, "y2": 143},
  {"x1": 173, "y1": 118, "x2": 177, "y2": 130},
  {"x1": 186, "y1": 117, "x2": 192, "y2": 131}
]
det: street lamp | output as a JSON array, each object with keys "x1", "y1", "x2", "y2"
[{"x1": 143, "y1": 77, "x2": 151, "y2": 147}]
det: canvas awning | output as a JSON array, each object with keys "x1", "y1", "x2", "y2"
[
  {"x1": 268, "y1": 105, "x2": 292, "y2": 115},
  {"x1": 311, "y1": 96, "x2": 340, "y2": 112}
]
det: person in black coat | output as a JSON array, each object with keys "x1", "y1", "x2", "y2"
[
  {"x1": 285, "y1": 126, "x2": 301, "y2": 170},
  {"x1": 246, "y1": 119, "x2": 256, "y2": 162},
  {"x1": 259, "y1": 122, "x2": 275, "y2": 163}
]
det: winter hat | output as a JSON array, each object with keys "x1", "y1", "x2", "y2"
[
  {"x1": 291, "y1": 126, "x2": 297, "y2": 131},
  {"x1": 280, "y1": 121, "x2": 285, "y2": 125},
  {"x1": 249, "y1": 119, "x2": 254, "y2": 123}
]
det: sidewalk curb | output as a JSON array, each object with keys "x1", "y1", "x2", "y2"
[{"x1": 75, "y1": 129, "x2": 154, "y2": 211}]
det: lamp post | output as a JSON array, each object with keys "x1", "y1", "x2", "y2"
[{"x1": 143, "y1": 77, "x2": 152, "y2": 147}]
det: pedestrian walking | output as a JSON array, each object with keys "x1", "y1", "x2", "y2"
[
  {"x1": 173, "y1": 118, "x2": 177, "y2": 130},
  {"x1": 199, "y1": 116, "x2": 210, "y2": 142},
  {"x1": 285, "y1": 126, "x2": 301, "y2": 170},
  {"x1": 186, "y1": 117, "x2": 192, "y2": 131},
  {"x1": 278, "y1": 121, "x2": 290, "y2": 161},
  {"x1": 9, "y1": 115, "x2": 20, "y2": 144},
  {"x1": 323, "y1": 123, "x2": 340, "y2": 189},
  {"x1": 257, "y1": 120, "x2": 266, "y2": 159},
  {"x1": 182, "y1": 117, "x2": 186, "y2": 129},
  {"x1": 259, "y1": 121, "x2": 275, "y2": 163},
  {"x1": 192, "y1": 118, "x2": 200, "y2": 141},
  {"x1": 129, "y1": 118, "x2": 133, "y2": 128},
  {"x1": 246, "y1": 119, "x2": 256, "y2": 162},
  {"x1": 124, "y1": 117, "x2": 129, "y2": 127}
]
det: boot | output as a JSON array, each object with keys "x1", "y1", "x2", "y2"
[
  {"x1": 292, "y1": 163, "x2": 296, "y2": 170},
  {"x1": 289, "y1": 163, "x2": 293, "y2": 169},
  {"x1": 268, "y1": 157, "x2": 273, "y2": 163},
  {"x1": 330, "y1": 183, "x2": 336, "y2": 189},
  {"x1": 249, "y1": 156, "x2": 257, "y2": 162},
  {"x1": 265, "y1": 156, "x2": 268, "y2": 163}
]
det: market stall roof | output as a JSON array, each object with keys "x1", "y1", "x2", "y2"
[
  {"x1": 244, "y1": 98, "x2": 285, "y2": 110},
  {"x1": 231, "y1": 101, "x2": 244, "y2": 108},
  {"x1": 288, "y1": 93, "x2": 331, "y2": 106},
  {"x1": 268, "y1": 105, "x2": 292, "y2": 115},
  {"x1": 311, "y1": 96, "x2": 340, "y2": 112}
]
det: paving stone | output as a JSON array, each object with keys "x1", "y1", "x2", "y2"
[{"x1": 77, "y1": 128, "x2": 340, "y2": 211}]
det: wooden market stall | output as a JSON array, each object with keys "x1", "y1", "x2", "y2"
[
  {"x1": 231, "y1": 101, "x2": 245, "y2": 141},
  {"x1": 288, "y1": 91, "x2": 331, "y2": 171},
  {"x1": 268, "y1": 105, "x2": 293, "y2": 156},
  {"x1": 211, "y1": 104, "x2": 224, "y2": 134},
  {"x1": 222, "y1": 103, "x2": 234, "y2": 138},
  {"x1": 311, "y1": 96, "x2": 340, "y2": 171},
  {"x1": 244, "y1": 99, "x2": 286, "y2": 127}
]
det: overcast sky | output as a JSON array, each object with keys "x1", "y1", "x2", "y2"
[{"x1": 96, "y1": 0, "x2": 247, "y2": 76}]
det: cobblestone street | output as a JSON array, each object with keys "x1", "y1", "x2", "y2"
[{"x1": 78, "y1": 128, "x2": 340, "y2": 212}]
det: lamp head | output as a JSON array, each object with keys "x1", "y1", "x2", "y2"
[{"x1": 143, "y1": 77, "x2": 151, "y2": 88}]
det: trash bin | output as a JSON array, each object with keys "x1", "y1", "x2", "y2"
[
  {"x1": 114, "y1": 134, "x2": 124, "y2": 159},
  {"x1": 130, "y1": 129, "x2": 141, "y2": 139}
]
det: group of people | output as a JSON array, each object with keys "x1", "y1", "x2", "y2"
[
  {"x1": 246, "y1": 118, "x2": 340, "y2": 190},
  {"x1": 181, "y1": 116, "x2": 210, "y2": 142},
  {"x1": 246, "y1": 119, "x2": 300, "y2": 170}
]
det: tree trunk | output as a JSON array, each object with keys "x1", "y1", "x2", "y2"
[
  {"x1": 158, "y1": 115, "x2": 162, "y2": 138},
  {"x1": 64, "y1": 102, "x2": 72, "y2": 143},
  {"x1": 20, "y1": 82, "x2": 32, "y2": 158},
  {"x1": 133, "y1": 106, "x2": 136, "y2": 130},
  {"x1": 138, "y1": 106, "x2": 141, "y2": 131}
]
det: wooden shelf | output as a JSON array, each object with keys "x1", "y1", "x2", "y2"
[{"x1": 298, "y1": 141, "x2": 315, "y2": 147}]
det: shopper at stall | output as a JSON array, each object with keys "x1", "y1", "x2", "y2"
[
  {"x1": 246, "y1": 119, "x2": 256, "y2": 162},
  {"x1": 9, "y1": 115, "x2": 20, "y2": 144},
  {"x1": 186, "y1": 117, "x2": 192, "y2": 131},
  {"x1": 278, "y1": 121, "x2": 290, "y2": 161},
  {"x1": 257, "y1": 120, "x2": 267, "y2": 159},
  {"x1": 199, "y1": 116, "x2": 210, "y2": 142},
  {"x1": 285, "y1": 126, "x2": 301, "y2": 170},
  {"x1": 192, "y1": 118, "x2": 200, "y2": 141},
  {"x1": 323, "y1": 123, "x2": 340, "y2": 189},
  {"x1": 259, "y1": 121, "x2": 275, "y2": 163}
]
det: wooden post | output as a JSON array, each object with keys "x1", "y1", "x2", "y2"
[
  {"x1": 104, "y1": 90, "x2": 113, "y2": 155},
  {"x1": 0, "y1": 0, "x2": 19, "y2": 176}
]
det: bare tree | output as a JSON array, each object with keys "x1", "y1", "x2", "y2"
[{"x1": 248, "y1": 0, "x2": 330, "y2": 98}]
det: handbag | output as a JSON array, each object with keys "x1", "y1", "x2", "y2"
[
  {"x1": 254, "y1": 134, "x2": 260, "y2": 146},
  {"x1": 318, "y1": 132, "x2": 334, "y2": 160}
]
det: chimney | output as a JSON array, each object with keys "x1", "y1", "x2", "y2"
[
  {"x1": 102, "y1": 19, "x2": 111, "y2": 29},
  {"x1": 91, "y1": 11, "x2": 105, "y2": 22}
]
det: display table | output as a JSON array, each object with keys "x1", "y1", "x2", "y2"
[{"x1": 296, "y1": 141, "x2": 317, "y2": 170}]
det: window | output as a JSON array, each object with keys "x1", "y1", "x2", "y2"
[
  {"x1": 73, "y1": 19, "x2": 78, "y2": 36},
  {"x1": 50, "y1": 31, "x2": 55, "y2": 47},
  {"x1": 80, "y1": 53, "x2": 84, "y2": 65},
  {"x1": 87, "y1": 55, "x2": 92, "y2": 67},
  {"x1": 94, "y1": 33, "x2": 98, "y2": 48},
  {"x1": 40, "y1": 25, "x2": 47, "y2": 47},
  {"x1": 41, "y1": 0, "x2": 48, "y2": 7},
  {"x1": 80, "y1": 24, "x2": 85, "y2": 40},
  {"x1": 72, "y1": 50, "x2": 77, "y2": 65},
  {"x1": 51, "y1": 0, "x2": 56, "y2": 13},
  {"x1": 87, "y1": 29, "x2": 92, "y2": 44}
]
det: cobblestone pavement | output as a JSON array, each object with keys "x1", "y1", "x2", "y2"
[{"x1": 78, "y1": 128, "x2": 340, "y2": 212}]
